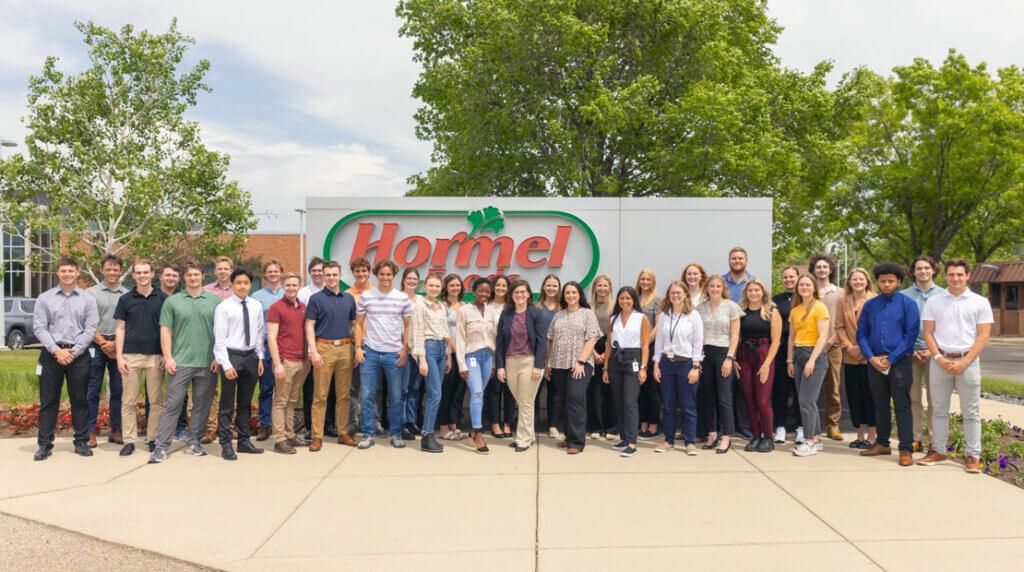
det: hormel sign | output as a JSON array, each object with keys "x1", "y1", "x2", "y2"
[{"x1": 322, "y1": 207, "x2": 600, "y2": 290}]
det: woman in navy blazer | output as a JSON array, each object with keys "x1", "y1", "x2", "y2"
[{"x1": 495, "y1": 281, "x2": 549, "y2": 451}]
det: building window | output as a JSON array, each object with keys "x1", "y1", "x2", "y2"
[
  {"x1": 1007, "y1": 285, "x2": 1020, "y2": 311},
  {"x1": 2, "y1": 224, "x2": 54, "y2": 298}
]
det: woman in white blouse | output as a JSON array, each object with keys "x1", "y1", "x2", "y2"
[
  {"x1": 681, "y1": 263, "x2": 707, "y2": 307},
  {"x1": 696, "y1": 275, "x2": 744, "y2": 454},
  {"x1": 411, "y1": 273, "x2": 453, "y2": 453},
  {"x1": 652, "y1": 281, "x2": 704, "y2": 455},
  {"x1": 455, "y1": 277, "x2": 498, "y2": 454}
]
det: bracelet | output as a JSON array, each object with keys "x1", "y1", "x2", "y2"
[
  {"x1": 577, "y1": 360, "x2": 588, "y2": 366},
  {"x1": 725, "y1": 355, "x2": 736, "y2": 362}
]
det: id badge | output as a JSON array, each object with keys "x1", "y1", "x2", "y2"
[
  {"x1": 468, "y1": 357, "x2": 478, "y2": 368},
  {"x1": 89, "y1": 347, "x2": 96, "y2": 359},
  {"x1": 631, "y1": 360, "x2": 640, "y2": 373},
  {"x1": 666, "y1": 348, "x2": 675, "y2": 359},
  {"x1": 36, "y1": 364, "x2": 43, "y2": 376}
]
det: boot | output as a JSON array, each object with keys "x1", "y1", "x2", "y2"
[{"x1": 421, "y1": 433, "x2": 444, "y2": 453}]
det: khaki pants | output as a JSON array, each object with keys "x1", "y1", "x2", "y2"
[
  {"x1": 121, "y1": 353, "x2": 164, "y2": 444},
  {"x1": 272, "y1": 360, "x2": 309, "y2": 443},
  {"x1": 206, "y1": 384, "x2": 219, "y2": 432},
  {"x1": 312, "y1": 341, "x2": 353, "y2": 439},
  {"x1": 910, "y1": 358, "x2": 931, "y2": 442},
  {"x1": 505, "y1": 355, "x2": 540, "y2": 447},
  {"x1": 823, "y1": 345, "x2": 843, "y2": 431}
]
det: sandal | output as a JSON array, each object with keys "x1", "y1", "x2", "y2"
[{"x1": 441, "y1": 430, "x2": 458, "y2": 441}]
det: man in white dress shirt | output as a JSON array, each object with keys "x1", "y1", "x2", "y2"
[{"x1": 213, "y1": 268, "x2": 266, "y2": 460}]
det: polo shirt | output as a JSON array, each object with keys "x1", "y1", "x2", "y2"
[
  {"x1": 251, "y1": 285, "x2": 284, "y2": 316},
  {"x1": 305, "y1": 288, "x2": 357, "y2": 340},
  {"x1": 268, "y1": 297, "x2": 307, "y2": 361},
  {"x1": 297, "y1": 283, "x2": 324, "y2": 305},
  {"x1": 921, "y1": 289, "x2": 994, "y2": 353},
  {"x1": 86, "y1": 282, "x2": 129, "y2": 336},
  {"x1": 723, "y1": 272, "x2": 753, "y2": 303},
  {"x1": 357, "y1": 288, "x2": 413, "y2": 353},
  {"x1": 901, "y1": 283, "x2": 946, "y2": 349},
  {"x1": 113, "y1": 288, "x2": 168, "y2": 355},
  {"x1": 159, "y1": 289, "x2": 221, "y2": 367}
]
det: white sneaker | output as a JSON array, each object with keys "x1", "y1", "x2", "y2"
[
  {"x1": 590, "y1": 432, "x2": 602, "y2": 439},
  {"x1": 606, "y1": 433, "x2": 619, "y2": 442},
  {"x1": 814, "y1": 439, "x2": 824, "y2": 452},
  {"x1": 793, "y1": 442, "x2": 818, "y2": 457},
  {"x1": 795, "y1": 427, "x2": 805, "y2": 445},
  {"x1": 773, "y1": 427, "x2": 786, "y2": 444},
  {"x1": 548, "y1": 427, "x2": 561, "y2": 439}
]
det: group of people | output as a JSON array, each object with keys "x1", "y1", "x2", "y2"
[{"x1": 30, "y1": 246, "x2": 992, "y2": 472}]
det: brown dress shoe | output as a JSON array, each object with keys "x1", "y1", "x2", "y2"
[
  {"x1": 964, "y1": 456, "x2": 982, "y2": 473},
  {"x1": 201, "y1": 429, "x2": 216, "y2": 444},
  {"x1": 309, "y1": 437, "x2": 323, "y2": 452},
  {"x1": 87, "y1": 433, "x2": 98, "y2": 448},
  {"x1": 256, "y1": 427, "x2": 271, "y2": 442},
  {"x1": 108, "y1": 430, "x2": 123, "y2": 444},
  {"x1": 911, "y1": 441, "x2": 924, "y2": 453},
  {"x1": 274, "y1": 441, "x2": 296, "y2": 454},
  {"x1": 827, "y1": 428, "x2": 844, "y2": 441},
  {"x1": 898, "y1": 451, "x2": 913, "y2": 467},
  {"x1": 338, "y1": 434, "x2": 358, "y2": 447},
  {"x1": 916, "y1": 451, "x2": 947, "y2": 466},
  {"x1": 860, "y1": 444, "x2": 892, "y2": 456},
  {"x1": 289, "y1": 435, "x2": 311, "y2": 448}
]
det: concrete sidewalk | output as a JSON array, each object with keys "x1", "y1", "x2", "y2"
[{"x1": 1, "y1": 399, "x2": 1023, "y2": 571}]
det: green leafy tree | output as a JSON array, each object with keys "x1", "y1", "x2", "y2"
[
  {"x1": 0, "y1": 20, "x2": 255, "y2": 282},
  {"x1": 831, "y1": 51, "x2": 1024, "y2": 265},
  {"x1": 397, "y1": 0, "x2": 851, "y2": 252}
]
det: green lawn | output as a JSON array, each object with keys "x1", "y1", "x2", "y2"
[
  {"x1": 982, "y1": 377, "x2": 1024, "y2": 399},
  {"x1": 0, "y1": 349, "x2": 51, "y2": 405}
]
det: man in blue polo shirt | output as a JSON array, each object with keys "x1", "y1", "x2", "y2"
[
  {"x1": 251, "y1": 259, "x2": 285, "y2": 442},
  {"x1": 304, "y1": 261, "x2": 359, "y2": 450},
  {"x1": 856, "y1": 262, "x2": 920, "y2": 467},
  {"x1": 901, "y1": 255, "x2": 945, "y2": 452}
]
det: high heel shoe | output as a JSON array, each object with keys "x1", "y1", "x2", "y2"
[
  {"x1": 471, "y1": 430, "x2": 490, "y2": 454},
  {"x1": 701, "y1": 436, "x2": 721, "y2": 450}
]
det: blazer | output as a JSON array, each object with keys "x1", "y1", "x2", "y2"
[
  {"x1": 495, "y1": 304, "x2": 548, "y2": 370},
  {"x1": 834, "y1": 292, "x2": 876, "y2": 365}
]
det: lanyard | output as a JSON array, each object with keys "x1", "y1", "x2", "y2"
[{"x1": 668, "y1": 311, "x2": 683, "y2": 342}]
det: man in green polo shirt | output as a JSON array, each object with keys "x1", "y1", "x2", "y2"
[{"x1": 149, "y1": 259, "x2": 222, "y2": 463}]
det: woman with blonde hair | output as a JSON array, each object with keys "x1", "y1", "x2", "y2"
[
  {"x1": 834, "y1": 267, "x2": 877, "y2": 449},
  {"x1": 536, "y1": 274, "x2": 562, "y2": 438},
  {"x1": 588, "y1": 275, "x2": 617, "y2": 440},
  {"x1": 681, "y1": 263, "x2": 707, "y2": 306},
  {"x1": 787, "y1": 273, "x2": 831, "y2": 457},
  {"x1": 635, "y1": 269, "x2": 662, "y2": 439},
  {"x1": 652, "y1": 281, "x2": 703, "y2": 454},
  {"x1": 737, "y1": 279, "x2": 783, "y2": 452},
  {"x1": 696, "y1": 275, "x2": 744, "y2": 453}
]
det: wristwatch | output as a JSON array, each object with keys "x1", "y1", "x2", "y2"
[{"x1": 577, "y1": 359, "x2": 588, "y2": 366}]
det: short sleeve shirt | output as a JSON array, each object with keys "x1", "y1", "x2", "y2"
[
  {"x1": 546, "y1": 308, "x2": 602, "y2": 369},
  {"x1": 113, "y1": 288, "x2": 168, "y2": 355},
  {"x1": 921, "y1": 289, "x2": 994, "y2": 353},
  {"x1": 697, "y1": 299, "x2": 744, "y2": 348},
  {"x1": 789, "y1": 300, "x2": 830, "y2": 347},
  {"x1": 267, "y1": 297, "x2": 307, "y2": 361},
  {"x1": 357, "y1": 288, "x2": 413, "y2": 352},
  {"x1": 86, "y1": 283, "x2": 128, "y2": 336},
  {"x1": 305, "y1": 288, "x2": 357, "y2": 340},
  {"x1": 158, "y1": 290, "x2": 221, "y2": 367}
]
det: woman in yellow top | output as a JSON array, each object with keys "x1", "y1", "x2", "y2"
[
  {"x1": 786, "y1": 273, "x2": 831, "y2": 457},
  {"x1": 833, "y1": 268, "x2": 877, "y2": 450}
]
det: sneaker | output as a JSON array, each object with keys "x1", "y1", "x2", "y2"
[
  {"x1": 390, "y1": 436, "x2": 406, "y2": 449},
  {"x1": 814, "y1": 439, "x2": 824, "y2": 452},
  {"x1": 620, "y1": 446, "x2": 638, "y2": 458},
  {"x1": 174, "y1": 428, "x2": 190, "y2": 442},
  {"x1": 773, "y1": 427, "x2": 786, "y2": 444},
  {"x1": 685, "y1": 443, "x2": 698, "y2": 456},
  {"x1": 792, "y1": 442, "x2": 818, "y2": 457},
  {"x1": 590, "y1": 432, "x2": 602, "y2": 439},
  {"x1": 357, "y1": 436, "x2": 376, "y2": 450},
  {"x1": 606, "y1": 433, "x2": 620, "y2": 442},
  {"x1": 795, "y1": 427, "x2": 805, "y2": 445},
  {"x1": 611, "y1": 440, "x2": 629, "y2": 452},
  {"x1": 184, "y1": 443, "x2": 207, "y2": 456},
  {"x1": 548, "y1": 427, "x2": 561, "y2": 439},
  {"x1": 148, "y1": 448, "x2": 168, "y2": 464}
]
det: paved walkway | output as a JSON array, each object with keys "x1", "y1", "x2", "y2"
[
  {"x1": 1, "y1": 397, "x2": 1023, "y2": 571},
  {"x1": 981, "y1": 344, "x2": 1024, "y2": 382}
]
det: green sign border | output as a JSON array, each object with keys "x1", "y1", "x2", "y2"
[{"x1": 322, "y1": 209, "x2": 601, "y2": 292}]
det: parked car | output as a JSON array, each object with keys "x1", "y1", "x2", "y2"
[{"x1": 4, "y1": 297, "x2": 39, "y2": 350}]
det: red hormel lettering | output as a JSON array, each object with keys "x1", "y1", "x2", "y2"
[{"x1": 351, "y1": 223, "x2": 572, "y2": 269}]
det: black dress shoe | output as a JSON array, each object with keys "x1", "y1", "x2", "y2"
[
  {"x1": 503, "y1": 432, "x2": 514, "y2": 439},
  {"x1": 757, "y1": 438, "x2": 774, "y2": 453},
  {"x1": 33, "y1": 446, "x2": 52, "y2": 461},
  {"x1": 514, "y1": 445, "x2": 529, "y2": 452},
  {"x1": 119, "y1": 443, "x2": 135, "y2": 457},
  {"x1": 405, "y1": 423, "x2": 423, "y2": 437},
  {"x1": 744, "y1": 438, "x2": 760, "y2": 452},
  {"x1": 701, "y1": 437, "x2": 721, "y2": 450},
  {"x1": 236, "y1": 439, "x2": 264, "y2": 454},
  {"x1": 738, "y1": 428, "x2": 755, "y2": 440},
  {"x1": 401, "y1": 427, "x2": 416, "y2": 441},
  {"x1": 74, "y1": 442, "x2": 94, "y2": 457},
  {"x1": 324, "y1": 424, "x2": 340, "y2": 438},
  {"x1": 222, "y1": 444, "x2": 238, "y2": 460}
]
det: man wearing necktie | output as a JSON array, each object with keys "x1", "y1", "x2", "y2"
[{"x1": 213, "y1": 268, "x2": 267, "y2": 460}]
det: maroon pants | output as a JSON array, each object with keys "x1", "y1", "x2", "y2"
[{"x1": 737, "y1": 338, "x2": 775, "y2": 437}]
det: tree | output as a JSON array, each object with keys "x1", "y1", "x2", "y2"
[
  {"x1": 831, "y1": 51, "x2": 1024, "y2": 265},
  {"x1": 0, "y1": 20, "x2": 255, "y2": 282},
  {"x1": 396, "y1": 0, "x2": 850, "y2": 251}
]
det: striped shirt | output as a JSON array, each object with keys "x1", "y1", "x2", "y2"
[
  {"x1": 356, "y1": 287, "x2": 413, "y2": 353},
  {"x1": 412, "y1": 296, "x2": 451, "y2": 357}
]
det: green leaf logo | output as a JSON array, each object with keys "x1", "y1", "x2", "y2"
[{"x1": 466, "y1": 205, "x2": 504, "y2": 237}]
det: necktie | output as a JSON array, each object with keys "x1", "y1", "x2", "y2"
[{"x1": 242, "y1": 299, "x2": 251, "y2": 347}]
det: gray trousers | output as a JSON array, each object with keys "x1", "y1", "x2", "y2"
[
  {"x1": 793, "y1": 347, "x2": 828, "y2": 438},
  {"x1": 155, "y1": 367, "x2": 216, "y2": 449},
  {"x1": 930, "y1": 358, "x2": 982, "y2": 458}
]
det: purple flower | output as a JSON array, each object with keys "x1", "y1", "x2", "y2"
[{"x1": 946, "y1": 445, "x2": 954, "y2": 452}]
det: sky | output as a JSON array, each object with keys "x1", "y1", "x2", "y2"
[{"x1": 2, "y1": 0, "x2": 1023, "y2": 232}]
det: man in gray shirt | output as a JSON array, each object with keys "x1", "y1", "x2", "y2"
[
  {"x1": 85, "y1": 254, "x2": 128, "y2": 447},
  {"x1": 32, "y1": 258, "x2": 99, "y2": 460}
]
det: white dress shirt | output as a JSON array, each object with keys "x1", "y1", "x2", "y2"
[
  {"x1": 921, "y1": 289, "x2": 994, "y2": 353},
  {"x1": 298, "y1": 283, "x2": 324, "y2": 306},
  {"x1": 653, "y1": 309, "x2": 704, "y2": 363},
  {"x1": 213, "y1": 294, "x2": 266, "y2": 370}
]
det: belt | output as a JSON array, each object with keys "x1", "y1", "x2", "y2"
[
  {"x1": 661, "y1": 354, "x2": 692, "y2": 363},
  {"x1": 227, "y1": 348, "x2": 256, "y2": 357},
  {"x1": 316, "y1": 337, "x2": 353, "y2": 346},
  {"x1": 941, "y1": 350, "x2": 967, "y2": 359},
  {"x1": 101, "y1": 334, "x2": 115, "y2": 341},
  {"x1": 57, "y1": 342, "x2": 75, "y2": 349}
]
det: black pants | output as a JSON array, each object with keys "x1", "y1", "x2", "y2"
[
  {"x1": 608, "y1": 348, "x2": 641, "y2": 445},
  {"x1": 485, "y1": 370, "x2": 516, "y2": 428},
  {"x1": 37, "y1": 349, "x2": 91, "y2": 447},
  {"x1": 217, "y1": 350, "x2": 259, "y2": 445},
  {"x1": 844, "y1": 363, "x2": 876, "y2": 428},
  {"x1": 586, "y1": 339, "x2": 616, "y2": 434},
  {"x1": 638, "y1": 344, "x2": 661, "y2": 425},
  {"x1": 437, "y1": 352, "x2": 465, "y2": 428},
  {"x1": 552, "y1": 366, "x2": 592, "y2": 449},
  {"x1": 771, "y1": 354, "x2": 800, "y2": 431},
  {"x1": 868, "y1": 356, "x2": 913, "y2": 452},
  {"x1": 696, "y1": 346, "x2": 735, "y2": 437}
]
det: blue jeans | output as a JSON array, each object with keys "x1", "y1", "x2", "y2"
[
  {"x1": 419, "y1": 340, "x2": 447, "y2": 435},
  {"x1": 402, "y1": 358, "x2": 423, "y2": 427},
  {"x1": 359, "y1": 347, "x2": 404, "y2": 437},
  {"x1": 87, "y1": 343, "x2": 122, "y2": 433},
  {"x1": 258, "y1": 344, "x2": 275, "y2": 428},
  {"x1": 464, "y1": 348, "x2": 494, "y2": 429},
  {"x1": 659, "y1": 359, "x2": 697, "y2": 444}
]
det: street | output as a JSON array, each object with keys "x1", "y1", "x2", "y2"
[{"x1": 982, "y1": 344, "x2": 1024, "y2": 382}]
